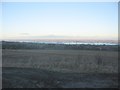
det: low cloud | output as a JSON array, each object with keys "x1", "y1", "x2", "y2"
[{"x1": 20, "y1": 33, "x2": 29, "y2": 36}]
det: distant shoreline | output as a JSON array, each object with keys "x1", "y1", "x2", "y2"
[
  {"x1": 2, "y1": 41, "x2": 118, "y2": 51},
  {"x1": 1, "y1": 40, "x2": 118, "y2": 45}
]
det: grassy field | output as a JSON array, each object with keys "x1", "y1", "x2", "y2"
[
  {"x1": 2, "y1": 49, "x2": 118, "y2": 73},
  {"x1": 2, "y1": 49, "x2": 118, "y2": 88},
  {"x1": 2, "y1": 67, "x2": 118, "y2": 88}
]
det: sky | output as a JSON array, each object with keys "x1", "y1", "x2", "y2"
[{"x1": 2, "y1": 2, "x2": 118, "y2": 40}]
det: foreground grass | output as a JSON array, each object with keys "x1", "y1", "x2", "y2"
[{"x1": 2, "y1": 67, "x2": 118, "y2": 88}]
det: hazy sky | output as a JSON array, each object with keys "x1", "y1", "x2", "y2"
[{"x1": 2, "y1": 2, "x2": 118, "y2": 40}]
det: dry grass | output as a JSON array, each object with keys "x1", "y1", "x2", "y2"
[{"x1": 2, "y1": 49, "x2": 118, "y2": 73}]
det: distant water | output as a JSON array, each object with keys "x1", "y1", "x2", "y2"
[
  {"x1": 63, "y1": 42, "x2": 117, "y2": 45},
  {"x1": 18, "y1": 41, "x2": 118, "y2": 45}
]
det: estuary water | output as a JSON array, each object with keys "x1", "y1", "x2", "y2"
[{"x1": 18, "y1": 41, "x2": 118, "y2": 45}]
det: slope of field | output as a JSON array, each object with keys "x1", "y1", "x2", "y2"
[
  {"x1": 2, "y1": 44, "x2": 118, "y2": 88},
  {"x1": 2, "y1": 49, "x2": 118, "y2": 73},
  {"x1": 3, "y1": 67, "x2": 118, "y2": 88}
]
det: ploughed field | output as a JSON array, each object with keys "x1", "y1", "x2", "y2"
[{"x1": 2, "y1": 49, "x2": 118, "y2": 88}]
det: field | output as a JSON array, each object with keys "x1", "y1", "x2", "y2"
[
  {"x1": 2, "y1": 49, "x2": 118, "y2": 73},
  {"x1": 2, "y1": 48, "x2": 118, "y2": 88}
]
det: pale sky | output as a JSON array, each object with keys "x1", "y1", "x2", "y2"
[{"x1": 2, "y1": 2, "x2": 118, "y2": 40}]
